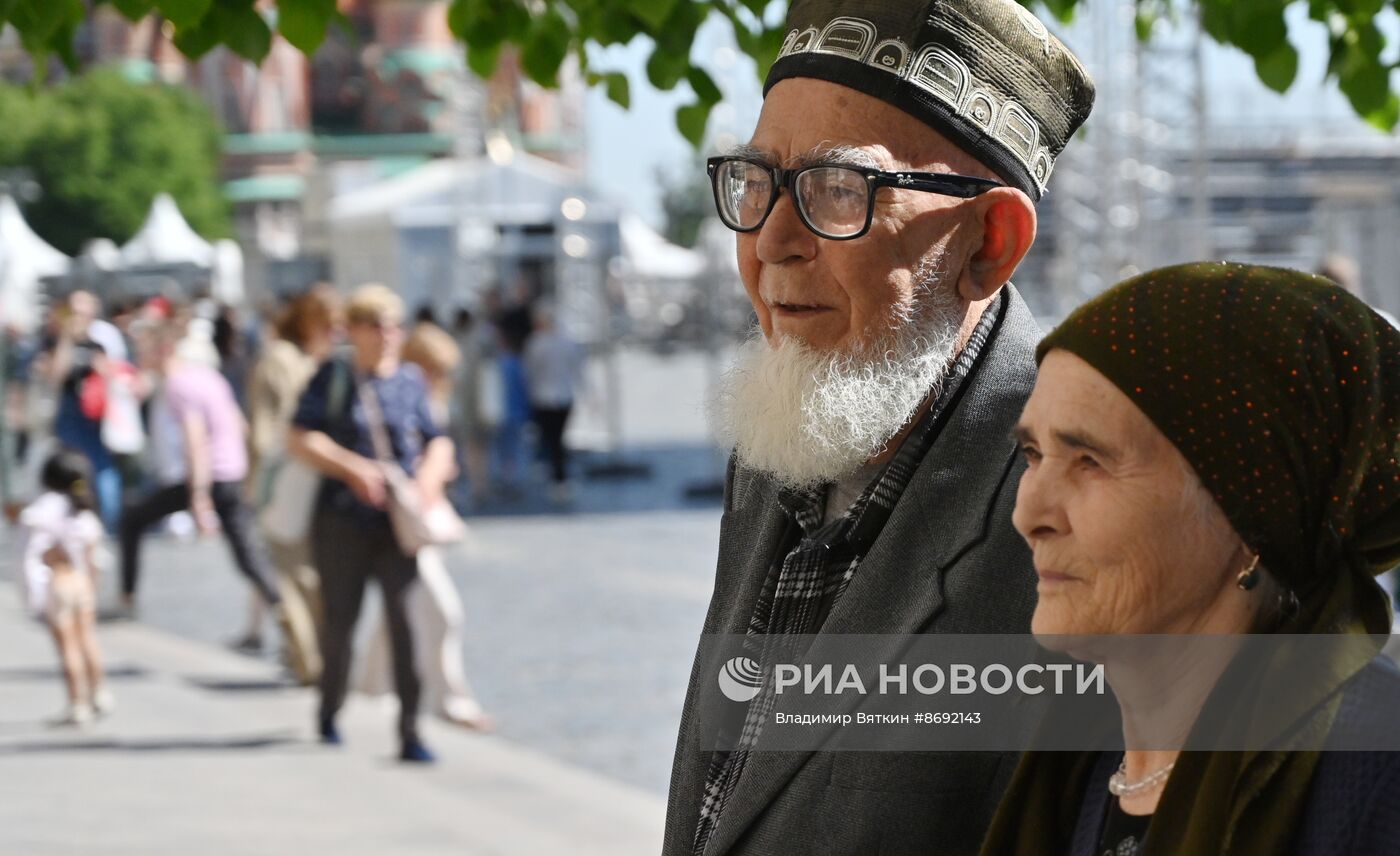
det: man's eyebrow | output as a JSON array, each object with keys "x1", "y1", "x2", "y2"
[
  {"x1": 1011, "y1": 424, "x2": 1036, "y2": 446},
  {"x1": 723, "y1": 142, "x2": 881, "y2": 170},
  {"x1": 796, "y1": 144, "x2": 880, "y2": 169},
  {"x1": 725, "y1": 142, "x2": 769, "y2": 162}
]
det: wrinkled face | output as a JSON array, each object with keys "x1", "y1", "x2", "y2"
[
  {"x1": 737, "y1": 78, "x2": 983, "y2": 353},
  {"x1": 1012, "y1": 351, "x2": 1252, "y2": 637}
]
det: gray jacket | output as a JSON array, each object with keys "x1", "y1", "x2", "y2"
[{"x1": 663, "y1": 287, "x2": 1043, "y2": 856}]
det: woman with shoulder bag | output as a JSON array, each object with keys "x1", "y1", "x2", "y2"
[
  {"x1": 287, "y1": 284, "x2": 457, "y2": 763},
  {"x1": 356, "y1": 321, "x2": 493, "y2": 731}
]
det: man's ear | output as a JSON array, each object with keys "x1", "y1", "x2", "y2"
[{"x1": 959, "y1": 188, "x2": 1037, "y2": 302}]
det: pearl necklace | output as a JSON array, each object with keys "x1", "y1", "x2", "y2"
[{"x1": 1108, "y1": 759, "x2": 1175, "y2": 797}]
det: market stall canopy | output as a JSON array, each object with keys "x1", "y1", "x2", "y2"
[
  {"x1": 328, "y1": 152, "x2": 621, "y2": 227},
  {"x1": 119, "y1": 193, "x2": 215, "y2": 268},
  {"x1": 0, "y1": 195, "x2": 70, "y2": 331},
  {"x1": 617, "y1": 215, "x2": 705, "y2": 280},
  {"x1": 79, "y1": 237, "x2": 122, "y2": 272},
  {"x1": 211, "y1": 238, "x2": 244, "y2": 305}
]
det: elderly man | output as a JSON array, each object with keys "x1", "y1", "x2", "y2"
[{"x1": 663, "y1": 2, "x2": 1095, "y2": 855}]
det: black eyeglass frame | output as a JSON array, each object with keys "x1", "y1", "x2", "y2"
[{"x1": 706, "y1": 155, "x2": 1004, "y2": 241}]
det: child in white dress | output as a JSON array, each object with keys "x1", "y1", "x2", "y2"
[{"x1": 19, "y1": 450, "x2": 113, "y2": 725}]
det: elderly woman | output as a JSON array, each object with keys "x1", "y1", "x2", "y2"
[
  {"x1": 981, "y1": 262, "x2": 1400, "y2": 855},
  {"x1": 289, "y1": 284, "x2": 456, "y2": 763}
]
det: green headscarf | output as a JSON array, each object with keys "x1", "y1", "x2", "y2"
[{"x1": 981, "y1": 262, "x2": 1400, "y2": 856}]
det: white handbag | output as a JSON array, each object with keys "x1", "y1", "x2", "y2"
[
  {"x1": 359, "y1": 378, "x2": 466, "y2": 557},
  {"x1": 100, "y1": 373, "x2": 145, "y2": 455}
]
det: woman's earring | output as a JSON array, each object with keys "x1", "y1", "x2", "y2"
[{"x1": 1236, "y1": 552, "x2": 1261, "y2": 591}]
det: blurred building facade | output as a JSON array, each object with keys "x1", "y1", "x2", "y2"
[{"x1": 1, "y1": 0, "x2": 588, "y2": 306}]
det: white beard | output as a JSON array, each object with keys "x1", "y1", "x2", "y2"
[{"x1": 711, "y1": 261, "x2": 964, "y2": 491}]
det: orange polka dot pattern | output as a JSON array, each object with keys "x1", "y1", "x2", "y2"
[{"x1": 1038, "y1": 262, "x2": 1400, "y2": 596}]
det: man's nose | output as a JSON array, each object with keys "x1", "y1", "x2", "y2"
[{"x1": 754, "y1": 190, "x2": 817, "y2": 265}]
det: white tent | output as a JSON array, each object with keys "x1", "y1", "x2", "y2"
[
  {"x1": 119, "y1": 193, "x2": 215, "y2": 268},
  {"x1": 617, "y1": 215, "x2": 705, "y2": 280},
  {"x1": 0, "y1": 195, "x2": 70, "y2": 331},
  {"x1": 327, "y1": 153, "x2": 623, "y2": 311},
  {"x1": 210, "y1": 238, "x2": 245, "y2": 304},
  {"x1": 79, "y1": 237, "x2": 122, "y2": 272}
]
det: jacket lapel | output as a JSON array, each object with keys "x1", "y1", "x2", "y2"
[
  {"x1": 664, "y1": 460, "x2": 788, "y2": 854},
  {"x1": 701, "y1": 287, "x2": 1042, "y2": 855}
]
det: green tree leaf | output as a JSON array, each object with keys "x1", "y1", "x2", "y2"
[
  {"x1": 218, "y1": 1, "x2": 272, "y2": 62},
  {"x1": 10, "y1": 0, "x2": 81, "y2": 46},
  {"x1": 171, "y1": 15, "x2": 221, "y2": 58},
  {"x1": 687, "y1": 67, "x2": 722, "y2": 105},
  {"x1": 278, "y1": 0, "x2": 335, "y2": 54},
  {"x1": 630, "y1": 0, "x2": 676, "y2": 32},
  {"x1": 520, "y1": 8, "x2": 571, "y2": 86},
  {"x1": 110, "y1": 0, "x2": 158, "y2": 22},
  {"x1": 1338, "y1": 54, "x2": 1390, "y2": 114},
  {"x1": 1360, "y1": 92, "x2": 1400, "y2": 132},
  {"x1": 646, "y1": 44, "x2": 688, "y2": 90},
  {"x1": 676, "y1": 99, "x2": 712, "y2": 147},
  {"x1": 155, "y1": 0, "x2": 213, "y2": 28},
  {"x1": 1253, "y1": 41, "x2": 1299, "y2": 93},
  {"x1": 466, "y1": 40, "x2": 502, "y2": 79},
  {"x1": 603, "y1": 71, "x2": 630, "y2": 109}
]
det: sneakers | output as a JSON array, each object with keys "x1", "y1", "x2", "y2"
[
  {"x1": 318, "y1": 719, "x2": 342, "y2": 745},
  {"x1": 399, "y1": 739, "x2": 436, "y2": 764},
  {"x1": 229, "y1": 633, "x2": 264, "y2": 654},
  {"x1": 48, "y1": 703, "x2": 94, "y2": 728},
  {"x1": 92, "y1": 689, "x2": 116, "y2": 717}
]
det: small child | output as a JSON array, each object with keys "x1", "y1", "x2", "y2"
[{"x1": 18, "y1": 450, "x2": 113, "y2": 726}]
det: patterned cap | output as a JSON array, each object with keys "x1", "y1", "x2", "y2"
[{"x1": 764, "y1": 0, "x2": 1095, "y2": 200}]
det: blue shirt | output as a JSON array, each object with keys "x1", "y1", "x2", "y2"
[{"x1": 292, "y1": 359, "x2": 444, "y2": 520}]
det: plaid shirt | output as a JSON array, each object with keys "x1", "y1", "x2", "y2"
[{"x1": 693, "y1": 293, "x2": 1005, "y2": 856}]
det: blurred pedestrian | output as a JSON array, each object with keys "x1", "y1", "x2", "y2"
[
  {"x1": 41, "y1": 291, "x2": 125, "y2": 531},
  {"x1": 491, "y1": 281, "x2": 534, "y2": 496},
  {"x1": 357, "y1": 321, "x2": 494, "y2": 729},
  {"x1": 288, "y1": 284, "x2": 456, "y2": 763},
  {"x1": 448, "y1": 308, "x2": 495, "y2": 507},
  {"x1": 18, "y1": 450, "x2": 113, "y2": 726},
  {"x1": 117, "y1": 318, "x2": 284, "y2": 630},
  {"x1": 524, "y1": 303, "x2": 584, "y2": 504},
  {"x1": 214, "y1": 304, "x2": 254, "y2": 413},
  {"x1": 236, "y1": 285, "x2": 342, "y2": 682}
]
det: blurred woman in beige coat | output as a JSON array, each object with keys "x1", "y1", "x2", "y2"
[{"x1": 238, "y1": 286, "x2": 341, "y2": 683}]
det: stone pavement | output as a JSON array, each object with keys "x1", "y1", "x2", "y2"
[
  {"x1": 0, "y1": 345, "x2": 730, "y2": 852},
  {"x1": 0, "y1": 584, "x2": 666, "y2": 855}
]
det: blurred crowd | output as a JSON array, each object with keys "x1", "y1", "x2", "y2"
[{"x1": 0, "y1": 281, "x2": 585, "y2": 758}]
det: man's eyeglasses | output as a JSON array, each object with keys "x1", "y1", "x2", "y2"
[{"x1": 706, "y1": 156, "x2": 1003, "y2": 241}]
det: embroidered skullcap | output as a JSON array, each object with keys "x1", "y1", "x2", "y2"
[
  {"x1": 764, "y1": 0, "x2": 1095, "y2": 200},
  {"x1": 1038, "y1": 262, "x2": 1400, "y2": 601}
]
